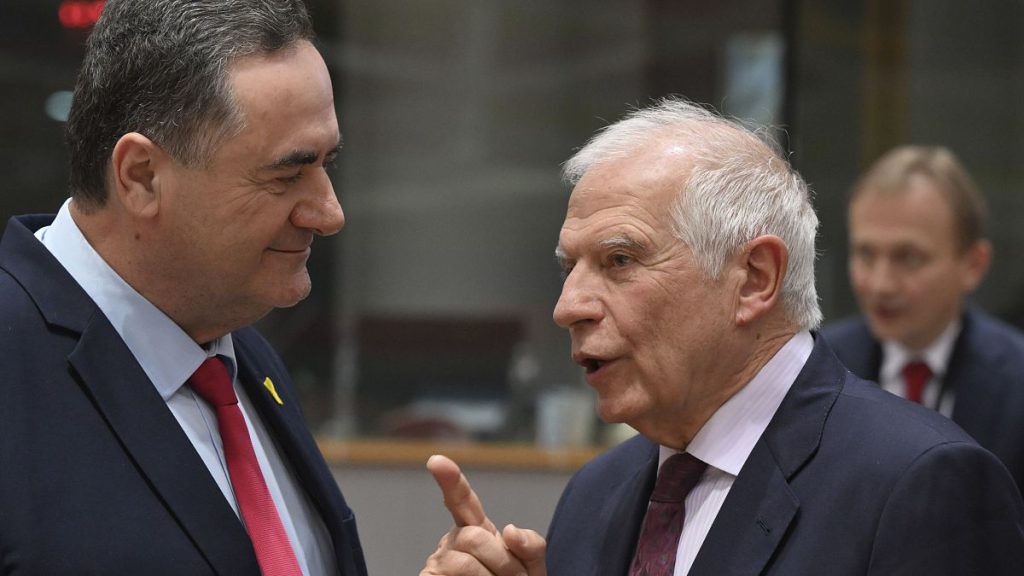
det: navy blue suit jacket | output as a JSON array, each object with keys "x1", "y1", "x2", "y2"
[
  {"x1": 0, "y1": 215, "x2": 367, "y2": 575},
  {"x1": 822, "y1": 309, "x2": 1024, "y2": 490},
  {"x1": 546, "y1": 335, "x2": 1024, "y2": 575}
]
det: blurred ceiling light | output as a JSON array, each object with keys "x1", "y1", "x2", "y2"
[
  {"x1": 45, "y1": 91, "x2": 74, "y2": 122},
  {"x1": 59, "y1": 0, "x2": 105, "y2": 30}
]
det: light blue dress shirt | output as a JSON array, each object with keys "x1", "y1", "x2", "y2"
[{"x1": 35, "y1": 199, "x2": 336, "y2": 576}]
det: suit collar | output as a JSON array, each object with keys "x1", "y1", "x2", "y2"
[
  {"x1": 234, "y1": 329, "x2": 363, "y2": 574},
  {"x1": 1, "y1": 215, "x2": 97, "y2": 333},
  {"x1": 596, "y1": 442, "x2": 659, "y2": 575},
  {"x1": 4, "y1": 215, "x2": 262, "y2": 574},
  {"x1": 689, "y1": 334, "x2": 844, "y2": 575},
  {"x1": 68, "y1": 307, "x2": 261, "y2": 574},
  {"x1": 947, "y1": 307, "x2": 1006, "y2": 422}
]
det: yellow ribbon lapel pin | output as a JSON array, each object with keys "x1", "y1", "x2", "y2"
[{"x1": 263, "y1": 377, "x2": 284, "y2": 406}]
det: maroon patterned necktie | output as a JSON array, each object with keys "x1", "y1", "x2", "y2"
[
  {"x1": 189, "y1": 357, "x2": 303, "y2": 576},
  {"x1": 629, "y1": 453, "x2": 708, "y2": 576},
  {"x1": 902, "y1": 360, "x2": 932, "y2": 404}
]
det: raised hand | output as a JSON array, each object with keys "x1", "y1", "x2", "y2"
[{"x1": 420, "y1": 455, "x2": 547, "y2": 576}]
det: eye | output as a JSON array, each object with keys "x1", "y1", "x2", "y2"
[
  {"x1": 279, "y1": 171, "x2": 304, "y2": 185},
  {"x1": 851, "y1": 246, "x2": 875, "y2": 266},
  {"x1": 610, "y1": 253, "x2": 633, "y2": 267},
  {"x1": 894, "y1": 249, "x2": 926, "y2": 270}
]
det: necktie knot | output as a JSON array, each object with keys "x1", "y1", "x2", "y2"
[
  {"x1": 901, "y1": 360, "x2": 933, "y2": 404},
  {"x1": 188, "y1": 357, "x2": 238, "y2": 408},
  {"x1": 650, "y1": 453, "x2": 707, "y2": 503}
]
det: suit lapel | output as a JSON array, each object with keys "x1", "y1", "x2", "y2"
[
  {"x1": 946, "y1": 309, "x2": 1000, "y2": 434},
  {"x1": 5, "y1": 216, "x2": 258, "y2": 575},
  {"x1": 234, "y1": 332, "x2": 362, "y2": 574},
  {"x1": 688, "y1": 444, "x2": 798, "y2": 575},
  {"x1": 68, "y1": 314, "x2": 258, "y2": 575},
  {"x1": 594, "y1": 445, "x2": 658, "y2": 575},
  {"x1": 690, "y1": 335, "x2": 843, "y2": 575}
]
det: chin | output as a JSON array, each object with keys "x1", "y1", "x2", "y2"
[
  {"x1": 595, "y1": 396, "x2": 637, "y2": 425},
  {"x1": 267, "y1": 285, "x2": 311, "y2": 310}
]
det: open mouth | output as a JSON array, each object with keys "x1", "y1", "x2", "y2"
[{"x1": 577, "y1": 356, "x2": 611, "y2": 374}]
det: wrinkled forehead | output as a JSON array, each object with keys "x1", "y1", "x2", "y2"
[{"x1": 565, "y1": 143, "x2": 694, "y2": 219}]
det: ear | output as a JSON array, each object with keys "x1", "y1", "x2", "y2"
[
  {"x1": 735, "y1": 235, "x2": 788, "y2": 327},
  {"x1": 110, "y1": 132, "x2": 165, "y2": 219},
  {"x1": 960, "y1": 239, "x2": 992, "y2": 293}
]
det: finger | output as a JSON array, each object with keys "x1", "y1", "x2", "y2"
[
  {"x1": 427, "y1": 454, "x2": 497, "y2": 533},
  {"x1": 503, "y1": 524, "x2": 547, "y2": 576},
  {"x1": 448, "y1": 525, "x2": 529, "y2": 576},
  {"x1": 421, "y1": 547, "x2": 494, "y2": 576}
]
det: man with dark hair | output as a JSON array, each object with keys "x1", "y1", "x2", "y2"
[
  {"x1": 0, "y1": 1, "x2": 367, "y2": 574},
  {"x1": 822, "y1": 145, "x2": 1024, "y2": 491},
  {"x1": 420, "y1": 102, "x2": 1024, "y2": 575}
]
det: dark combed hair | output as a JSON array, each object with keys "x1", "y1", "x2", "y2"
[{"x1": 65, "y1": 0, "x2": 315, "y2": 210}]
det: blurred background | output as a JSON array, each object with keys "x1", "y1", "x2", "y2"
[{"x1": 4, "y1": 0, "x2": 1024, "y2": 571}]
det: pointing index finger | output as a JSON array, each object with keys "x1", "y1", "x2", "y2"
[{"x1": 427, "y1": 454, "x2": 497, "y2": 533}]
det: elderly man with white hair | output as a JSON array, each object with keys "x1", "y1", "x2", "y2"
[{"x1": 420, "y1": 98, "x2": 1024, "y2": 576}]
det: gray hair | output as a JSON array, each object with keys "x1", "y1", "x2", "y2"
[
  {"x1": 66, "y1": 0, "x2": 315, "y2": 210},
  {"x1": 563, "y1": 98, "x2": 822, "y2": 330}
]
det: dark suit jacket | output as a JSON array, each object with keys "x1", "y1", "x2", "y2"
[
  {"x1": 0, "y1": 215, "x2": 367, "y2": 575},
  {"x1": 546, "y1": 335, "x2": 1024, "y2": 575},
  {"x1": 822, "y1": 309, "x2": 1024, "y2": 490}
]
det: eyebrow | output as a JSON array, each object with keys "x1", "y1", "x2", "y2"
[
  {"x1": 553, "y1": 233, "x2": 646, "y2": 265},
  {"x1": 262, "y1": 141, "x2": 343, "y2": 171},
  {"x1": 598, "y1": 234, "x2": 646, "y2": 252}
]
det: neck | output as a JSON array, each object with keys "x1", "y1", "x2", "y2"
[
  {"x1": 71, "y1": 200, "x2": 249, "y2": 345},
  {"x1": 648, "y1": 319, "x2": 799, "y2": 450}
]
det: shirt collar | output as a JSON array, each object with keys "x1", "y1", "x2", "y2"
[
  {"x1": 880, "y1": 318, "x2": 961, "y2": 383},
  {"x1": 35, "y1": 199, "x2": 236, "y2": 400},
  {"x1": 660, "y1": 330, "x2": 814, "y2": 476}
]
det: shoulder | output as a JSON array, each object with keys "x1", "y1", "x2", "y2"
[
  {"x1": 960, "y1": 307, "x2": 1024, "y2": 365},
  {"x1": 569, "y1": 434, "x2": 654, "y2": 485},
  {"x1": 819, "y1": 315, "x2": 874, "y2": 348},
  {"x1": 866, "y1": 432, "x2": 1024, "y2": 572},
  {"x1": 831, "y1": 372, "x2": 974, "y2": 451},
  {"x1": 553, "y1": 434, "x2": 654, "y2": 518}
]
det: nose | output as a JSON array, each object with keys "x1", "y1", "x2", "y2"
[
  {"x1": 292, "y1": 170, "x2": 345, "y2": 236},
  {"x1": 553, "y1": 266, "x2": 604, "y2": 329}
]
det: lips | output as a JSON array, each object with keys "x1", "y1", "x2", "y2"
[
  {"x1": 573, "y1": 352, "x2": 614, "y2": 374},
  {"x1": 869, "y1": 304, "x2": 904, "y2": 322}
]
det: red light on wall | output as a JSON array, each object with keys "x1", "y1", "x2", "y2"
[{"x1": 59, "y1": 0, "x2": 106, "y2": 30}]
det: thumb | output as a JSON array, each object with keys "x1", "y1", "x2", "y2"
[{"x1": 503, "y1": 524, "x2": 547, "y2": 575}]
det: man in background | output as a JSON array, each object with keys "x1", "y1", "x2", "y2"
[
  {"x1": 822, "y1": 145, "x2": 1024, "y2": 490},
  {"x1": 0, "y1": 1, "x2": 367, "y2": 573},
  {"x1": 420, "y1": 101, "x2": 1024, "y2": 575}
]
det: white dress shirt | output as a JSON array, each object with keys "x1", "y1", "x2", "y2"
[
  {"x1": 660, "y1": 330, "x2": 814, "y2": 575},
  {"x1": 878, "y1": 320, "x2": 960, "y2": 416},
  {"x1": 35, "y1": 199, "x2": 335, "y2": 576}
]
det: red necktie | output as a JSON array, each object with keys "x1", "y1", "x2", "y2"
[
  {"x1": 189, "y1": 357, "x2": 303, "y2": 576},
  {"x1": 901, "y1": 360, "x2": 932, "y2": 405},
  {"x1": 629, "y1": 453, "x2": 708, "y2": 576}
]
